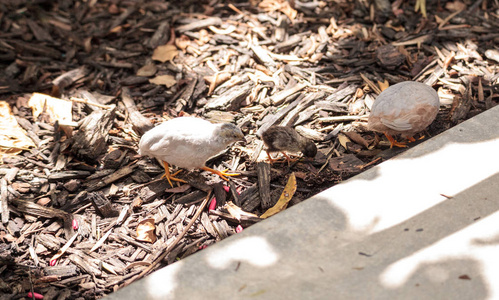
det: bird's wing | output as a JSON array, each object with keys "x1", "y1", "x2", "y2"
[
  {"x1": 380, "y1": 116, "x2": 413, "y2": 131},
  {"x1": 263, "y1": 128, "x2": 302, "y2": 152}
]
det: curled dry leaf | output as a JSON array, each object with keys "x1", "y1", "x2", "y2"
[
  {"x1": 149, "y1": 75, "x2": 177, "y2": 88},
  {"x1": 152, "y1": 44, "x2": 178, "y2": 62},
  {"x1": 225, "y1": 201, "x2": 259, "y2": 221},
  {"x1": 0, "y1": 101, "x2": 36, "y2": 156},
  {"x1": 337, "y1": 133, "x2": 351, "y2": 150},
  {"x1": 342, "y1": 131, "x2": 370, "y2": 149},
  {"x1": 136, "y1": 218, "x2": 157, "y2": 243},
  {"x1": 260, "y1": 173, "x2": 297, "y2": 219},
  {"x1": 28, "y1": 93, "x2": 73, "y2": 124}
]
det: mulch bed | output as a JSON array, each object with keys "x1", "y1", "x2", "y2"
[{"x1": 0, "y1": 0, "x2": 498, "y2": 299}]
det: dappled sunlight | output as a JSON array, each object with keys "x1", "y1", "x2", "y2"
[
  {"x1": 204, "y1": 236, "x2": 279, "y2": 269},
  {"x1": 316, "y1": 137, "x2": 499, "y2": 234},
  {"x1": 143, "y1": 259, "x2": 183, "y2": 299},
  {"x1": 379, "y1": 210, "x2": 499, "y2": 298}
]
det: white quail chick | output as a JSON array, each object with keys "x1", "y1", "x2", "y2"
[{"x1": 139, "y1": 117, "x2": 244, "y2": 184}]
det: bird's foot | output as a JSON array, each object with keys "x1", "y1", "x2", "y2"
[
  {"x1": 384, "y1": 133, "x2": 408, "y2": 148},
  {"x1": 161, "y1": 161, "x2": 187, "y2": 186},
  {"x1": 201, "y1": 166, "x2": 239, "y2": 181},
  {"x1": 266, "y1": 151, "x2": 298, "y2": 165},
  {"x1": 281, "y1": 152, "x2": 299, "y2": 166}
]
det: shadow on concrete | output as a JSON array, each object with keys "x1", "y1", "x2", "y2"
[{"x1": 107, "y1": 169, "x2": 499, "y2": 299}]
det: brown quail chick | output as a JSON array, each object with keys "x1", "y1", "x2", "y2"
[{"x1": 261, "y1": 126, "x2": 317, "y2": 164}]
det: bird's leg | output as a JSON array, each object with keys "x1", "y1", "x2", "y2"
[
  {"x1": 201, "y1": 166, "x2": 239, "y2": 181},
  {"x1": 384, "y1": 133, "x2": 408, "y2": 148},
  {"x1": 266, "y1": 151, "x2": 275, "y2": 164},
  {"x1": 161, "y1": 161, "x2": 187, "y2": 186},
  {"x1": 266, "y1": 150, "x2": 294, "y2": 165}
]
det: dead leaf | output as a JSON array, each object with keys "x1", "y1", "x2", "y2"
[
  {"x1": 338, "y1": 133, "x2": 351, "y2": 150},
  {"x1": 378, "y1": 80, "x2": 389, "y2": 91},
  {"x1": 355, "y1": 88, "x2": 364, "y2": 98},
  {"x1": 0, "y1": 101, "x2": 36, "y2": 156},
  {"x1": 260, "y1": 173, "x2": 297, "y2": 219},
  {"x1": 28, "y1": 93, "x2": 73, "y2": 124},
  {"x1": 136, "y1": 64, "x2": 157, "y2": 77},
  {"x1": 136, "y1": 218, "x2": 157, "y2": 243},
  {"x1": 446, "y1": 1, "x2": 467, "y2": 11},
  {"x1": 149, "y1": 75, "x2": 176, "y2": 88},
  {"x1": 225, "y1": 201, "x2": 259, "y2": 221},
  {"x1": 342, "y1": 131, "x2": 369, "y2": 148},
  {"x1": 152, "y1": 44, "x2": 178, "y2": 62}
]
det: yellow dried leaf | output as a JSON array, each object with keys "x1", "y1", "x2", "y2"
[
  {"x1": 260, "y1": 173, "x2": 297, "y2": 219},
  {"x1": 136, "y1": 218, "x2": 157, "y2": 243},
  {"x1": 225, "y1": 201, "x2": 259, "y2": 221},
  {"x1": 136, "y1": 64, "x2": 157, "y2": 77},
  {"x1": 0, "y1": 101, "x2": 36, "y2": 156},
  {"x1": 28, "y1": 93, "x2": 73, "y2": 124},
  {"x1": 149, "y1": 75, "x2": 176, "y2": 88},
  {"x1": 378, "y1": 80, "x2": 389, "y2": 92},
  {"x1": 152, "y1": 44, "x2": 178, "y2": 62},
  {"x1": 446, "y1": 1, "x2": 467, "y2": 11}
]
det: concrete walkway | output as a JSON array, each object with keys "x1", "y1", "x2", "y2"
[{"x1": 107, "y1": 104, "x2": 499, "y2": 300}]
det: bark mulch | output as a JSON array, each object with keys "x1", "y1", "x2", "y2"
[{"x1": 0, "y1": 0, "x2": 498, "y2": 299}]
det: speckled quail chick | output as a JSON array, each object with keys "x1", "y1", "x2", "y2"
[
  {"x1": 261, "y1": 126, "x2": 317, "y2": 163},
  {"x1": 368, "y1": 81, "x2": 440, "y2": 147}
]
